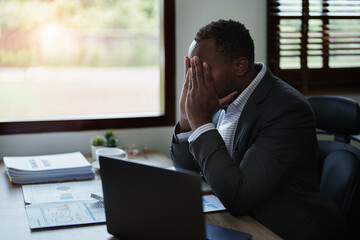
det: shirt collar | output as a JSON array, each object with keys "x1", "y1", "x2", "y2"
[{"x1": 227, "y1": 62, "x2": 266, "y2": 112}]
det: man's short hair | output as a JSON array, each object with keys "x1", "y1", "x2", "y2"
[{"x1": 195, "y1": 19, "x2": 255, "y2": 63}]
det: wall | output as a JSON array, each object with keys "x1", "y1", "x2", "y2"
[{"x1": 0, "y1": 0, "x2": 267, "y2": 159}]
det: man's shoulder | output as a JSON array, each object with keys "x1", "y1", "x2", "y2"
[
  {"x1": 259, "y1": 67, "x2": 303, "y2": 98},
  {"x1": 257, "y1": 69, "x2": 305, "y2": 102},
  {"x1": 254, "y1": 69, "x2": 312, "y2": 118}
]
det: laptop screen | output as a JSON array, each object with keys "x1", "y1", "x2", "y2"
[{"x1": 99, "y1": 156, "x2": 206, "y2": 240}]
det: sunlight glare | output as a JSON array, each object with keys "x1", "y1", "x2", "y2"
[{"x1": 41, "y1": 23, "x2": 62, "y2": 40}]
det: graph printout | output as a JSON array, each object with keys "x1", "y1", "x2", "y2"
[
  {"x1": 22, "y1": 180, "x2": 102, "y2": 204},
  {"x1": 202, "y1": 195, "x2": 226, "y2": 212},
  {"x1": 25, "y1": 200, "x2": 106, "y2": 229}
]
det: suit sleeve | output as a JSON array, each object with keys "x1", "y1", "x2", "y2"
[
  {"x1": 189, "y1": 100, "x2": 317, "y2": 216},
  {"x1": 169, "y1": 122, "x2": 200, "y2": 172}
]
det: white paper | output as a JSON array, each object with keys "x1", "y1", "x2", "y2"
[
  {"x1": 4, "y1": 152, "x2": 94, "y2": 184},
  {"x1": 202, "y1": 195, "x2": 226, "y2": 212},
  {"x1": 25, "y1": 200, "x2": 106, "y2": 229},
  {"x1": 4, "y1": 152, "x2": 90, "y2": 171},
  {"x1": 88, "y1": 193, "x2": 225, "y2": 213},
  {"x1": 22, "y1": 180, "x2": 102, "y2": 204}
]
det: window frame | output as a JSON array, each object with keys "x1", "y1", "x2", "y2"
[
  {"x1": 0, "y1": 0, "x2": 175, "y2": 135},
  {"x1": 267, "y1": 0, "x2": 360, "y2": 94}
]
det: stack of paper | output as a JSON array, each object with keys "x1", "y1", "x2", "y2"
[{"x1": 3, "y1": 152, "x2": 95, "y2": 184}]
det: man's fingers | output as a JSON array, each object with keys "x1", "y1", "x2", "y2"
[
  {"x1": 190, "y1": 59, "x2": 198, "y2": 89},
  {"x1": 193, "y1": 57, "x2": 205, "y2": 88},
  {"x1": 180, "y1": 69, "x2": 190, "y2": 104},
  {"x1": 184, "y1": 56, "x2": 190, "y2": 79},
  {"x1": 188, "y1": 68, "x2": 193, "y2": 92},
  {"x1": 203, "y1": 62, "x2": 214, "y2": 91},
  {"x1": 203, "y1": 62, "x2": 210, "y2": 81},
  {"x1": 184, "y1": 68, "x2": 190, "y2": 88}
]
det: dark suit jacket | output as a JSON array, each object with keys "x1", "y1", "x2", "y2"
[{"x1": 170, "y1": 66, "x2": 345, "y2": 240}]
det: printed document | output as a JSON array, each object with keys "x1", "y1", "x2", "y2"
[
  {"x1": 3, "y1": 152, "x2": 94, "y2": 184},
  {"x1": 202, "y1": 195, "x2": 226, "y2": 212},
  {"x1": 26, "y1": 200, "x2": 105, "y2": 229},
  {"x1": 89, "y1": 192, "x2": 225, "y2": 213},
  {"x1": 22, "y1": 180, "x2": 225, "y2": 229},
  {"x1": 22, "y1": 180, "x2": 104, "y2": 229},
  {"x1": 22, "y1": 180, "x2": 102, "y2": 204}
]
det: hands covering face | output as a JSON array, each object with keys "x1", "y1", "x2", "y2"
[{"x1": 179, "y1": 56, "x2": 237, "y2": 131}]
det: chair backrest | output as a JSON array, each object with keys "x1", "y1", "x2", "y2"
[
  {"x1": 308, "y1": 95, "x2": 360, "y2": 143},
  {"x1": 319, "y1": 150, "x2": 358, "y2": 213},
  {"x1": 308, "y1": 95, "x2": 360, "y2": 218}
]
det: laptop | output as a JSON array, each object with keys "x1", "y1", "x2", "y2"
[{"x1": 99, "y1": 156, "x2": 252, "y2": 240}]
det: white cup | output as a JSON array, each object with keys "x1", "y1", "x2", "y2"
[
  {"x1": 93, "y1": 148, "x2": 128, "y2": 170},
  {"x1": 96, "y1": 148, "x2": 128, "y2": 162}
]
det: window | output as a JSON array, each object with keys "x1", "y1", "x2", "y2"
[
  {"x1": 0, "y1": 0, "x2": 175, "y2": 134},
  {"x1": 267, "y1": 0, "x2": 360, "y2": 93}
]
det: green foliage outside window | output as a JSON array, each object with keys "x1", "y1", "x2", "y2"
[{"x1": 0, "y1": 0, "x2": 159, "y2": 67}]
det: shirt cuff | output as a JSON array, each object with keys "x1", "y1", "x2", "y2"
[
  {"x1": 188, "y1": 123, "x2": 215, "y2": 143},
  {"x1": 173, "y1": 121, "x2": 194, "y2": 143},
  {"x1": 177, "y1": 131, "x2": 193, "y2": 142}
]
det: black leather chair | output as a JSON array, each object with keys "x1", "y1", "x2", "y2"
[{"x1": 308, "y1": 95, "x2": 360, "y2": 235}]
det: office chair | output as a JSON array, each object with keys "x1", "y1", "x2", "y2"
[{"x1": 308, "y1": 95, "x2": 360, "y2": 234}]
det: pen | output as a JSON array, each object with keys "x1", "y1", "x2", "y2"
[{"x1": 90, "y1": 193, "x2": 104, "y2": 202}]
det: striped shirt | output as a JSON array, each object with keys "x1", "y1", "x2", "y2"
[{"x1": 188, "y1": 62, "x2": 266, "y2": 157}]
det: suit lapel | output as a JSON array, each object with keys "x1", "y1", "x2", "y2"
[
  {"x1": 233, "y1": 67, "x2": 276, "y2": 152},
  {"x1": 234, "y1": 96, "x2": 258, "y2": 148}
]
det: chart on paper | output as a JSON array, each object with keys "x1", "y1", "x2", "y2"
[
  {"x1": 202, "y1": 195, "x2": 226, "y2": 212},
  {"x1": 22, "y1": 180, "x2": 102, "y2": 204},
  {"x1": 25, "y1": 200, "x2": 106, "y2": 229}
]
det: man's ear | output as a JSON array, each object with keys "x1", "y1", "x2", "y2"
[{"x1": 233, "y1": 57, "x2": 248, "y2": 77}]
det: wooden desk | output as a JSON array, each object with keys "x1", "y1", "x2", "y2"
[{"x1": 0, "y1": 150, "x2": 282, "y2": 240}]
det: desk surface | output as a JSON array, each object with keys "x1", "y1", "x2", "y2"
[{"x1": 0, "y1": 150, "x2": 282, "y2": 240}]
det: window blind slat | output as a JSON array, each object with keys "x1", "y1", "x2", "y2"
[{"x1": 267, "y1": 0, "x2": 360, "y2": 93}]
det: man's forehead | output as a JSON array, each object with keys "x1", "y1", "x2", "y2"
[
  {"x1": 187, "y1": 38, "x2": 219, "y2": 61},
  {"x1": 187, "y1": 40, "x2": 198, "y2": 58}
]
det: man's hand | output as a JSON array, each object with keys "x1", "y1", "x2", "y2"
[
  {"x1": 186, "y1": 56, "x2": 237, "y2": 130},
  {"x1": 178, "y1": 56, "x2": 192, "y2": 133}
]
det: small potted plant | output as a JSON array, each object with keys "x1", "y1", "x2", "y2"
[
  {"x1": 90, "y1": 135, "x2": 106, "y2": 161},
  {"x1": 104, "y1": 129, "x2": 118, "y2": 148},
  {"x1": 90, "y1": 130, "x2": 119, "y2": 161}
]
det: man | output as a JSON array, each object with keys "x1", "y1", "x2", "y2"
[{"x1": 170, "y1": 19, "x2": 344, "y2": 240}]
